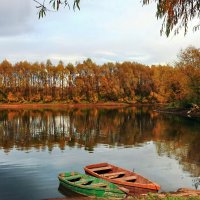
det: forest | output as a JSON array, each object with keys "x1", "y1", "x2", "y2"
[{"x1": 0, "y1": 46, "x2": 199, "y2": 106}]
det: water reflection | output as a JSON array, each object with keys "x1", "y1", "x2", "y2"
[{"x1": 0, "y1": 107, "x2": 200, "y2": 179}]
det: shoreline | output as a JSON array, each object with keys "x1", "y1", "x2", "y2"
[
  {"x1": 0, "y1": 103, "x2": 199, "y2": 117},
  {"x1": 46, "y1": 188, "x2": 200, "y2": 199},
  {"x1": 0, "y1": 102, "x2": 130, "y2": 109},
  {"x1": 154, "y1": 107, "x2": 200, "y2": 118}
]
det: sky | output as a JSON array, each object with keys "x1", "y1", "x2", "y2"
[{"x1": 0, "y1": 0, "x2": 199, "y2": 66}]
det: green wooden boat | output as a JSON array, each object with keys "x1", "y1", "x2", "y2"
[{"x1": 58, "y1": 172, "x2": 126, "y2": 199}]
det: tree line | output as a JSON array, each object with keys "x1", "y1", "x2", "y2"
[{"x1": 0, "y1": 46, "x2": 199, "y2": 106}]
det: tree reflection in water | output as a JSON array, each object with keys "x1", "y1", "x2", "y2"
[{"x1": 0, "y1": 107, "x2": 199, "y2": 177}]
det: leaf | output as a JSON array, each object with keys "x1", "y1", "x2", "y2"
[
  {"x1": 57, "y1": 0, "x2": 59, "y2": 10},
  {"x1": 73, "y1": 0, "x2": 80, "y2": 10},
  {"x1": 53, "y1": 0, "x2": 56, "y2": 9},
  {"x1": 38, "y1": 7, "x2": 46, "y2": 19}
]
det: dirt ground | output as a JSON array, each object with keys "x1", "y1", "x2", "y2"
[{"x1": 46, "y1": 188, "x2": 200, "y2": 200}]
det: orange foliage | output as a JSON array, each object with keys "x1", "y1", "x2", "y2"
[
  {"x1": 7, "y1": 92, "x2": 18, "y2": 102},
  {"x1": 0, "y1": 47, "x2": 199, "y2": 105}
]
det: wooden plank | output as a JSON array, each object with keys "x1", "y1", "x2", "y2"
[
  {"x1": 76, "y1": 178, "x2": 95, "y2": 185},
  {"x1": 114, "y1": 175, "x2": 137, "y2": 181},
  {"x1": 65, "y1": 175, "x2": 82, "y2": 181},
  {"x1": 91, "y1": 183, "x2": 108, "y2": 188},
  {"x1": 90, "y1": 166, "x2": 112, "y2": 172},
  {"x1": 103, "y1": 172, "x2": 125, "y2": 177}
]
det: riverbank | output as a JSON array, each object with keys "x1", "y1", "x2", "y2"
[
  {"x1": 0, "y1": 102, "x2": 129, "y2": 109},
  {"x1": 155, "y1": 106, "x2": 200, "y2": 118},
  {"x1": 1, "y1": 102, "x2": 200, "y2": 118},
  {"x1": 47, "y1": 188, "x2": 200, "y2": 200},
  {"x1": 142, "y1": 188, "x2": 200, "y2": 199}
]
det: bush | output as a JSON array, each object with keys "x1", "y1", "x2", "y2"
[
  {"x1": 43, "y1": 95, "x2": 53, "y2": 103},
  {"x1": 7, "y1": 92, "x2": 18, "y2": 102}
]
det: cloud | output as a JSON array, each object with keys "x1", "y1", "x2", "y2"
[
  {"x1": 0, "y1": 0, "x2": 199, "y2": 65},
  {"x1": 0, "y1": 0, "x2": 33, "y2": 36}
]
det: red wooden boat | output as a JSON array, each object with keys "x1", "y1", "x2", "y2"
[{"x1": 84, "y1": 162, "x2": 160, "y2": 196}]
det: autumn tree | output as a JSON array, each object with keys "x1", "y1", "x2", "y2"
[
  {"x1": 0, "y1": 60, "x2": 13, "y2": 101},
  {"x1": 176, "y1": 46, "x2": 200, "y2": 104},
  {"x1": 99, "y1": 63, "x2": 120, "y2": 101},
  {"x1": 133, "y1": 63, "x2": 153, "y2": 102},
  {"x1": 66, "y1": 63, "x2": 76, "y2": 101},
  {"x1": 116, "y1": 62, "x2": 136, "y2": 101},
  {"x1": 151, "y1": 65, "x2": 187, "y2": 103},
  {"x1": 56, "y1": 60, "x2": 65, "y2": 100},
  {"x1": 75, "y1": 59, "x2": 97, "y2": 102},
  {"x1": 143, "y1": 0, "x2": 200, "y2": 36}
]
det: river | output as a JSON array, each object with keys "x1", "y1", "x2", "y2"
[{"x1": 0, "y1": 106, "x2": 199, "y2": 200}]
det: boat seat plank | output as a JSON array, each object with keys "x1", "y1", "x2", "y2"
[
  {"x1": 65, "y1": 175, "x2": 82, "y2": 181},
  {"x1": 114, "y1": 176, "x2": 137, "y2": 181},
  {"x1": 91, "y1": 183, "x2": 108, "y2": 188},
  {"x1": 76, "y1": 178, "x2": 95, "y2": 185},
  {"x1": 90, "y1": 166, "x2": 112, "y2": 172},
  {"x1": 103, "y1": 172, "x2": 125, "y2": 177}
]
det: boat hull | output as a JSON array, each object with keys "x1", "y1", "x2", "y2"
[
  {"x1": 84, "y1": 163, "x2": 160, "y2": 196},
  {"x1": 114, "y1": 183, "x2": 159, "y2": 196},
  {"x1": 58, "y1": 172, "x2": 126, "y2": 199}
]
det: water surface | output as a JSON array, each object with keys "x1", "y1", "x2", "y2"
[{"x1": 0, "y1": 106, "x2": 199, "y2": 200}]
